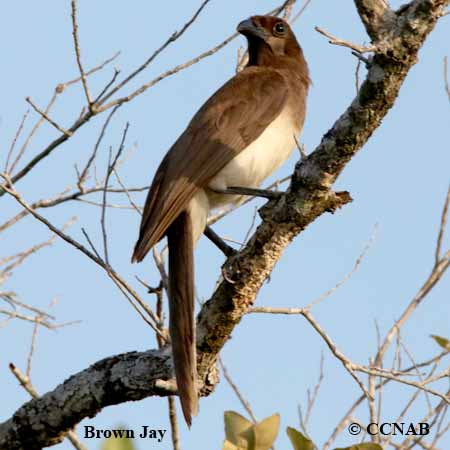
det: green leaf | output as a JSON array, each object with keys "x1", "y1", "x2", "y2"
[
  {"x1": 431, "y1": 334, "x2": 450, "y2": 351},
  {"x1": 224, "y1": 411, "x2": 253, "y2": 447},
  {"x1": 222, "y1": 439, "x2": 242, "y2": 450},
  {"x1": 100, "y1": 427, "x2": 136, "y2": 450},
  {"x1": 286, "y1": 427, "x2": 315, "y2": 450},
  {"x1": 334, "y1": 443, "x2": 383, "y2": 450},
  {"x1": 242, "y1": 413, "x2": 280, "y2": 450}
]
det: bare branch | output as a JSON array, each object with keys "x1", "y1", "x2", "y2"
[
  {"x1": 113, "y1": 169, "x2": 142, "y2": 215},
  {"x1": 98, "y1": 0, "x2": 213, "y2": 106},
  {"x1": 96, "y1": 0, "x2": 296, "y2": 113},
  {"x1": 26, "y1": 320, "x2": 40, "y2": 378},
  {"x1": 0, "y1": 294, "x2": 55, "y2": 320},
  {"x1": 96, "y1": 32, "x2": 238, "y2": 113},
  {"x1": 0, "y1": 183, "x2": 148, "y2": 234},
  {"x1": 435, "y1": 183, "x2": 450, "y2": 265},
  {"x1": 78, "y1": 105, "x2": 120, "y2": 188},
  {"x1": 300, "y1": 352, "x2": 324, "y2": 432},
  {"x1": 219, "y1": 357, "x2": 258, "y2": 423},
  {"x1": 375, "y1": 251, "x2": 450, "y2": 366},
  {"x1": 0, "y1": 218, "x2": 76, "y2": 281},
  {"x1": 70, "y1": 0, "x2": 93, "y2": 107},
  {"x1": 0, "y1": 309, "x2": 54, "y2": 329},
  {"x1": 100, "y1": 123, "x2": 130, "y2": 264},
  {"x1": 9, "y1": 363, "x2": 94, "y2": 450},
  {"x1": 93, "y1": 68, "x2": 120, "y2": 104},
  {"x1": 445, "y1": 56, "x2": 450, "y2": 102},
  {"x1": 0, "y1": 1, "x2": 296, "y2": 198},
  {"x1": 250, "y1": 306, "x2": 372, "y2": 400},
  {"x1": 7, "y1": 53, "x2": 119, "y2": 177},
  {"x1": 323, "y1": 351, "x2": 450, "y2": 449},
  {"x1": 2, "y1": 2, "x2": 449, "y2": 447},
  {"x1": 306, "y1": 224, "x2": 377, "y2": 308},
  {"x1": 25, "y1": 97, "x2": 72, "y2": 137},
  {"x1": 4, "y1": 110, "x2": 29, "y2": 173},
  {"x1": 56, "y1": 51, "x2": 120, "y2": 93},
  {"x1": 315, "y1": 26, "x2": 378, "y2": 53},
  {"x1": 167, "y1": 396, "x2": 181, "y2": 450},
  {"x1": 0, "y1": 174, "x2": 162, "y2": 336},
  {"x1": 291, "y1": 0, "x2": 314, "y2": 23}
]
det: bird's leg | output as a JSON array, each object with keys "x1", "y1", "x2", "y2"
[
  {"x1": 212, "y1": 186, "x2": 283, "y2": 200},
  {"x1": 204, "y1": 226, "x2": 237, "y2": 257}
]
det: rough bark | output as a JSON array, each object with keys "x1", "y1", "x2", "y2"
[
  {"x1": 0, "y1": 351, "x2": 173, "y2": 449},
  {"x1": 1, "y1": 0, "x2": 448, "y2": 448}
]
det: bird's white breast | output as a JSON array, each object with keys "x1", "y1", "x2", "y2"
[{"x1": 208, "y1": 107, "x2": 298, "y2": 209}]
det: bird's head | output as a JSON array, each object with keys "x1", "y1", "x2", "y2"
[{"x1": 237, "y1": 15, "x2": 302, "y2": 66}]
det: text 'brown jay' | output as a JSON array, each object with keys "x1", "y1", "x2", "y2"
[{"x1": 132, "y1": 15, "x2": 310, "y2": 426}]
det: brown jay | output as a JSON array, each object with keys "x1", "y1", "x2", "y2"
[{"x1": 132, "y1": 15, "x2": 310, "y2": 426}]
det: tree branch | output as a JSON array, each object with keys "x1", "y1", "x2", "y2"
[
  {"x1": 1, "y1": 0, "x2": 449, "y2": 448},
  {"x1": 0, "y1": 350, "x2": 172, "y2": 449}
]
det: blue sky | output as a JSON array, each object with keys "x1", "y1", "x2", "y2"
[{"x1": 1, "y1": 1, "x2": 449, "y2": 449}]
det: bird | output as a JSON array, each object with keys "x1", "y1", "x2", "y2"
[{"x1": 132, "y1": 15, "x2": 310, "y2": 426}]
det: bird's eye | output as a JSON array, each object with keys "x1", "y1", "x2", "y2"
[{"x1": 273, "y1": 22, "x2": 286, "y2": 35}]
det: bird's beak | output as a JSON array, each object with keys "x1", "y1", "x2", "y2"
[{"x1": 237, "y1": 18, "x2": 267, "y2": 39}]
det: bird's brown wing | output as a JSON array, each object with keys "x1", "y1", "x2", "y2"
[{"x1": 132, "y1": 67, "x2": 288, "y2": 261}]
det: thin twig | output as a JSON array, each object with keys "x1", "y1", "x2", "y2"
[
  {"x1": 402, "y1": 342, "x2": 433, "y2": 411},
  {"x1": 98, "y1": 0, "x2": 213, "y2": 106},
  {"x1": 435, "y1": 183, "x2": 450, "y2": 266},
  {"x1": 8, "y1": 52, "x2": 119, "y2": 175},
  {"x1": 302, "y1": 352, "x2": 324, "y2": 430},
  {"x1": 306, "y1": 224, "x2": 378, "y2": 308},
  {"x1": 315, "y1": 26, "x2": 378, "y2": 53},
  {"x1": 300, "y1": 309, "x2": 373, "y2": 401},
  {"x1": 96, "y1": 32, "x2": 238, "y2": 113},
  {"x1": 0, "y1": 183, "x2": 147, "y2": 234},
  {"x1": 250, "y1": 306, "x2": 450, "y2": 403},
  {"x1": 375, "y1": 252, "x2": 450, "y2": 366},
  {"x1": 323, "y1": 352, "x2": 450, "y2": 450},
  {"x1": 294, "y1": 135, "x2": 307, "y2": 160},
  {"x1": 291, "y1": 0, "x2": 314, "y2": 23},
  {"x1": 93, "y1": 69, "x2": 120, "y2": 104},
  {"x1": 77, "y1": 198, "x2": 135, "y2": 210},
  {"x1": 113, "y1": 169, "x2": 142, "y2": 215},
  {"x1": 96, "y1": 0, "x2": 296, "y2": 112},
  {"x1": 57, "y1": 51, "x2": 120, "y2": 93},
  {"x1": 0, "y1": 217, "x2": 77, "y2": 280},
  {"x1": 10, "y1": 93, "x2": 59, "y2": 175},
  {"x1": 1, "y1": 174, "x2": 163, "y2": 337},
  {"x1": 368, "y1": 358, "x2": 379, "y2": 444},
  {"x1": 0, "y1": 294, "x2": 55, "y2": 320},
  {"x1": 78, "y1": 105, "x2": 120, "y2": 189},
  {"x1": 100, "y1": 123, "x2": 130, "y2": 264},
  {"x1": 101, "y1": 148, "x2": 113, "y2": 265},
  {"x1": 70, "y1": 0, "x2": 93, "y2": 107},
  {"x1": 0, "y1": 309, "x2": 53, "y2": 329},
  {"x1": 26, "y1": 319, "x2": 40, "y2": 378},
  {"x1": 25, "y1": 97, "x2": 72, "y2": 137},
  {"x1": 4, "y1": 110, "x2": 29, "y2": 173},
  {"x1": 168, "y1": 396, "x2": 181, "y2": 450},
  {"x1": 241, "y1": 207, "x2": 258, "y2": 247},
  {"x1": 0, "y1": 0, "x2": 294, "y2": 198},
  {"x1": 444, "y1": 56, "x2": 450, "y2": 103},
  {"x1": 219, "y1": 357, "x2": 258, "y2": 423},
  {"x1": 283, "y1": 0, "x2": 295, "y2": 20}
]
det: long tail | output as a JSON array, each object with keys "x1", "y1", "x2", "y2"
[{"x1": 167, "y1": 210, "x2": 198, "y2": 426}]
